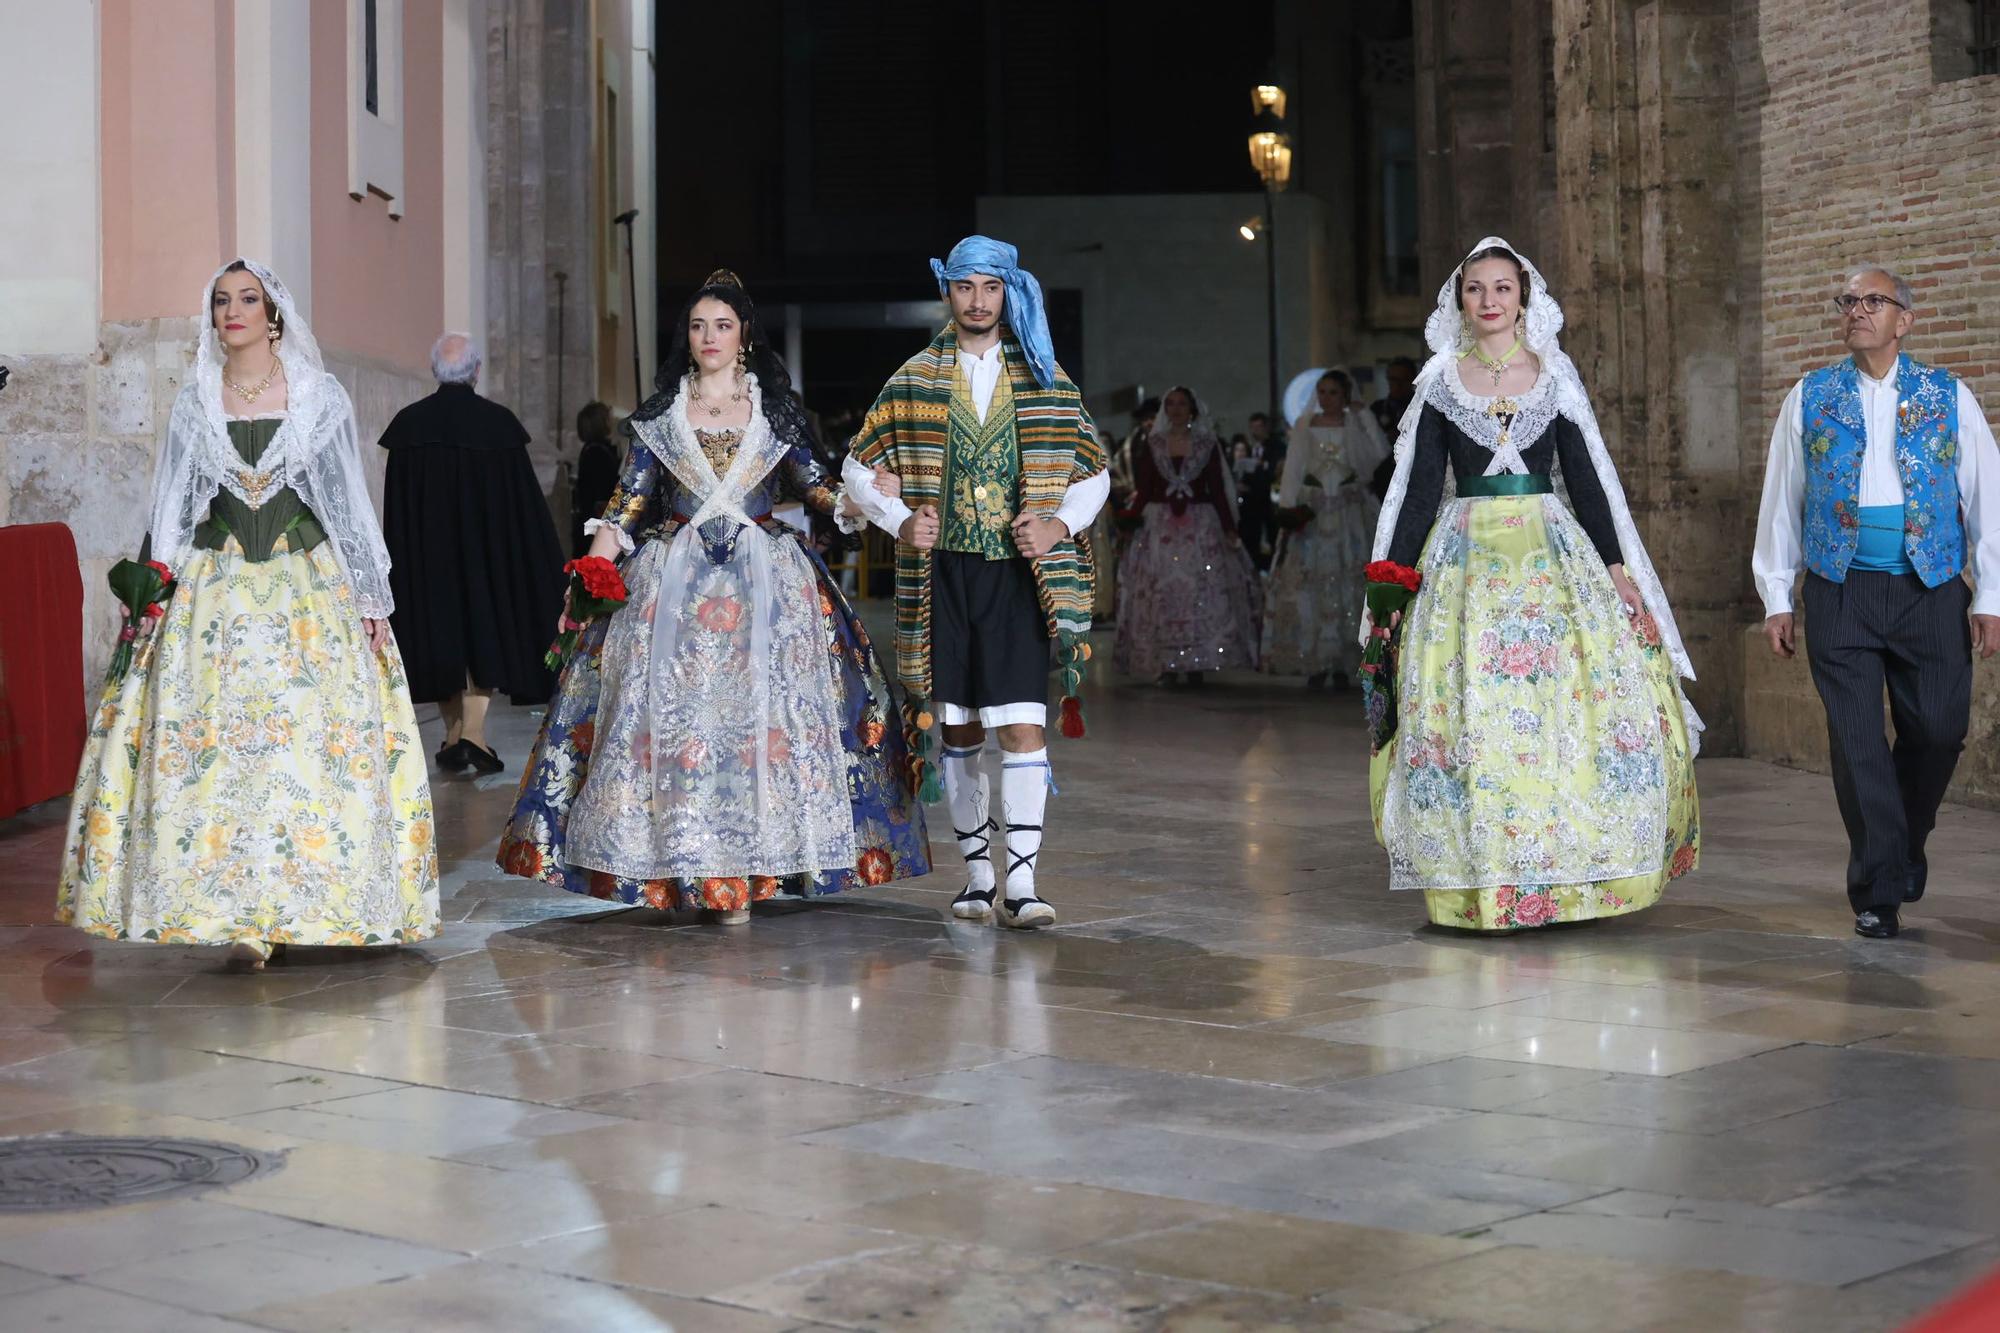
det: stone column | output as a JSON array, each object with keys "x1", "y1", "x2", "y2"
[
  {"x1": 1552, "y1": 0, "x2": 1746, "y2": 749},
  {"x1": 1412, "y1": 0, "x2": 1523, "y2": 293},
  {"x1": 480, "y1": 0, "x2": 598, "y2": 487}
]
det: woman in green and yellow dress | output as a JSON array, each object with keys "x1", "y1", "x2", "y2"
[
  {"x1": 1366, "y1": 238, "x2": 1701, "y2": 932},
  {"x1": 57, "y1": 259, "x2": 439, "y2": 969}
]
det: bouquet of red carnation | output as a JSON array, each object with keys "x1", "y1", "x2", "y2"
[
  {"x1": 544, "y1": 556, "x2": 629, "y2": 670},
  {"x1": 104, "y1": 558, "x2": 176, "y2": 681},
  {"x1": 1360, "y1": 560, "x2": 1422, "y2": 752},
  {"x1": 1113, "y1": 505, "x2": 1145, "y2": 533}
]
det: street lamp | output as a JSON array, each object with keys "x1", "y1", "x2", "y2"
[{"x1": 1247, "y1": 79, "x2": 1291, "y2": 422}]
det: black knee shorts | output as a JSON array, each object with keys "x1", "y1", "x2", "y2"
[{"x1": 929, "y1": 549, "x2": 1051, "y2": 709}]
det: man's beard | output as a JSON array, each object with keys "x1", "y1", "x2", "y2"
[{"x1": 956, "y1": 311, "x2": 999, "y2": 336}]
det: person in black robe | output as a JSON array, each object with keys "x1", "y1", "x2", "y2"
[
  {"x1": 570, "y1": 401, "x2": 621, "y2": 557},
  {"x1": 380, "y1": 334, "x2": 565, "y2": 775}
]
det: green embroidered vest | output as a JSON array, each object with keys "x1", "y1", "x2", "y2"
[
  {"x1": 192, "y1": 417, "x2": 327, "y2": 561},
  {"x1": 940, "y1": 360, "x2": 1020, "y2": 559}
]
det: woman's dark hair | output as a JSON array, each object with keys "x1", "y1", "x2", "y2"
[
  {"x1": 1318, "y1": 369, "x2": 1353, "y2": 401},
  {"x1": 219, "y1": 259, "x2": 283, "y2": 337},
  {"x1": 576, "y1": 400, "x2": 613, "y2": 444},
  {"x1": 1456, "y1": 245, "x2": 1531, "y2": 306},
  {"x1": 630, "y1": 278, "x2": 798, "y2": 430}
]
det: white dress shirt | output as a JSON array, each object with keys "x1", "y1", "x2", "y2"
[
  {"x1": 1752, "y1": 364, "x2": 2000, "y2": 618},
  {"x1": 960, "y1": 340, "x2": 1006, "y2": 425},
  {"x1": 839, "y1": 340, "x2": 1111, "y2": 541}
]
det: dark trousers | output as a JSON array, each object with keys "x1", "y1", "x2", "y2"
[{"x1": 1801, "y1": 571, "x2": 1972, "y2": 913}]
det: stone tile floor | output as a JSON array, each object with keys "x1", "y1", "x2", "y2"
[{"x1": 2, "y1": 664, "x2": 1998, "y2": 1331}]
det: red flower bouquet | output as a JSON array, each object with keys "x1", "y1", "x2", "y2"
[
  {"x1": 1360, "y1": 560, "x2": 1422, "y2": 752},
  {"x1": 1113, "y1": 505, "x2": 1145, "y2": 533},
  {"x1": 104, "y1": 558, "x2": 176, "y2": 681},
  {"x1": 544, "y1": 556, "x2": 629, "y2": 670}
]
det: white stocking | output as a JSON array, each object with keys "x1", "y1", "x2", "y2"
[
  {"x1": 1001, "y1": 747, "x2": 1052, "y2": 900},
  {"x1": 941, "y1": 743, "x2": 994, "y2": 892}
]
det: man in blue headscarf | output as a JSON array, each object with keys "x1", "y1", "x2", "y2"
[{"x1": 844, "y1": 237, "x2": 1111, "y2": 930}]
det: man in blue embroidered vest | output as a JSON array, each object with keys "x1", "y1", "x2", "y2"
[
  {"x1": 843, "y1": 237, "x2": 1111, "y2": 930},
  {"x1": 1753, "y1": 264, "x2": 2000, "y2": 938}
]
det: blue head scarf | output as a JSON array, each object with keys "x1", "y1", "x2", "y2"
[{"x1": 930, "y1": 235, "x2": 1057, "y2": 389}]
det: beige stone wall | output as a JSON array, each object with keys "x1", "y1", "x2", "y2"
[{"x1": 2, "y1": 325, "x2": 194, "y2": 688}]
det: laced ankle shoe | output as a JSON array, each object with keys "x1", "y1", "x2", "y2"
[
  {"x1": 998, "y1": 821, "x2": 1055, "y2": 929},
  {"x1": 998, "y1": 894, "x2": 1056, "y2": 930},
  {"x1": 951, "y1": 817, "x2": 997, "y2": 919}
]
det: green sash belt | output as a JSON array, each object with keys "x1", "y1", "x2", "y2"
[{"x1": 1458, "y1": 473, "x2": 1554, "y2": 498}]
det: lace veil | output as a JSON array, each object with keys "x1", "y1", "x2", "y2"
[
  {"x1": 1367, "y1": 238, "x2": 1700, "y2": 708},
  {"x1": 150, "y1": 259, "x2": 395, "y2": 617}
]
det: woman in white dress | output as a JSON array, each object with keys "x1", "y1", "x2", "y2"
[
  {"x1": 1262, "y1": 370, "x2": 1391, "y2": 685},
  {"x1": 59, "y1": 259, "x2": 440, "y2": 969}
]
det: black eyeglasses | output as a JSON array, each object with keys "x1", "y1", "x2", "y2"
[{"x1": 1833, "y1": 293, "x2": 1908, "y2": 316}]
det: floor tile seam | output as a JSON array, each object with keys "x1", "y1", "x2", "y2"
[
  {"x1": 1543, "y1": 1200, "x2": 1998, "y2": 1256},
  {"x1": 1498, "y1": 1091, "x2": 1853, "y2": 1137},
  {"x1": 482, "y1": 1227, "x2": 926, "y2": 1314},
  {"x1": 1836, "y1": 1236, "x2": 2000, "y2": 1291},
  {"x1": 67, "y1": 1270, "x2": 302, "y2": 1327},
  {"x1": 0, "y1": 1208, "x2": 320, "y2": 1281},
  {"x1": 217, "y1": 1073, "x2": 603, "y2": 1123},
  {"x1": 201, "y1": 1194, "x2": 484, "y2": 1259}
]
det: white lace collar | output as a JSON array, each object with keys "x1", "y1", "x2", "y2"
[{"x1": 1428, "y1": 361, "x2": 1559, "y2": 475}]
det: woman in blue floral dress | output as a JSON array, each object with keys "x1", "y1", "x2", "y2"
[{"x1": 497, "y1": 272, "x2": 928, "y2": 921}]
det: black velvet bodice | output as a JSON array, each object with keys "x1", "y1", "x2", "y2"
[{"x1": 1386, "y1": 402, "x2": 1623, "y2": 569}]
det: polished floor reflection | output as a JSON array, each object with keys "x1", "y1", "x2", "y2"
[{"x1": 2, "y1": 666, "x2": 1998, "y2": 1331}]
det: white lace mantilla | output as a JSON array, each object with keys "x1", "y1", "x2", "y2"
[{"x1": 151, "y1": 259, "x2": 394, "y2": 618}]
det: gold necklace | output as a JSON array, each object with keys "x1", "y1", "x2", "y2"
[
  {"x1": 224, "y1": 358, "x2": 279, "y2": 404},
  {"x1": 1468, "y1": 336, "x2": 1524, "y2": 387},
  {"x1": 687, "y1": 370, "x2": 744, "y2": 419}
]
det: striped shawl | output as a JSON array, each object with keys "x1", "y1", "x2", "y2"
[{"x1": 849, "y1": 325, "x2": 1105, "y2": 709}]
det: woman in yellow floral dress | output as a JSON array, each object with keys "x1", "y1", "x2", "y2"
[
  {"x1": 1366, "y1": 238, "x2": 1701, "y2": 931},
  {"x1": 58, "y1": 259, "x2": 439, "y2": 969}
]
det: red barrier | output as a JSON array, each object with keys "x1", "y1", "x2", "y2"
[
  {"x1": 0, "y1": 523, "x2": 85, "y2": 818},
  {"x1": 1904, "y1": 1267, "x2": 2000, "y2": 1332}
]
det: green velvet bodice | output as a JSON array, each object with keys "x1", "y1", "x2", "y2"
[{"x1": 192, "y1": 417, "x2": 326, "y2": 561}]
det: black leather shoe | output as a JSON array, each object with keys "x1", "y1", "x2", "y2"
[
  {"x1": 1903, "y1": 861, "x2": 1928, "y2": 904},
  {"x1": 1854, "y1": 909, "x2": 1900, "y2": 939},
  {"x1": 463, "y1": 742, "x2": 506, "y2": 775},
  {"x1": 436, "y1": 739, "x2": 472, "y2": 773}
]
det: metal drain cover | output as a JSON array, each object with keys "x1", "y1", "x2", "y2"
[{"x1": 0, "y1": 1135, "x2": 278, "y2": 1212}]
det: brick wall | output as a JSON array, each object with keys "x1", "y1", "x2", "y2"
[{"x1": 1737, "y1": 0, "x2": 2000, "y2": 807}]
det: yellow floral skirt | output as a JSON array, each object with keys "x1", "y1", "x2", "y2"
[
  {"x1": 57, "y1": 543, "x2": 440, "y2": 946},
  {"x1": 1369, "y1": 494, "x2": 1700, "y2": 932}
]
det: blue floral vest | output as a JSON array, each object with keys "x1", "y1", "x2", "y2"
[{"x1": 1799, "y1": 354, "x2": 1964, "y2": 587}]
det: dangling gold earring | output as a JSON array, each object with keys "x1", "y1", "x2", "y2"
[
  {"x1": 267, "y1": 323, "x2": 281, "y2": 346},
  {"x1": 1514, "y1": 312, "x2": 1525, "y2": 338}
]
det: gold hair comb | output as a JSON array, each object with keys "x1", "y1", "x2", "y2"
[{"x1": 703, "y1": 268, "x2": 744, "y2": 289}]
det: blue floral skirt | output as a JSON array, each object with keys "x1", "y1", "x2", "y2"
[{"x1": 497, "y1": 536, "x2": 930, "y2": 909}]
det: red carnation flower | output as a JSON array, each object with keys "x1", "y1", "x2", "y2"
[{"x1": 1364, "y1": 560, "x2": 1422, "y2": 592}]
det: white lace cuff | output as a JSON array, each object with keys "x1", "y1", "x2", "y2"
[{"x1": 583, "y1": 517, "x2": 635, "y2": 555}]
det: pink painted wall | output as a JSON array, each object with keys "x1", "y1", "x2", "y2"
[
  {"x1": 100, "y1": 0, "x2": 234, "y2": 321},
  {"x1": 308, "y1": 0, "x2": 445, "y2": 375}
]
